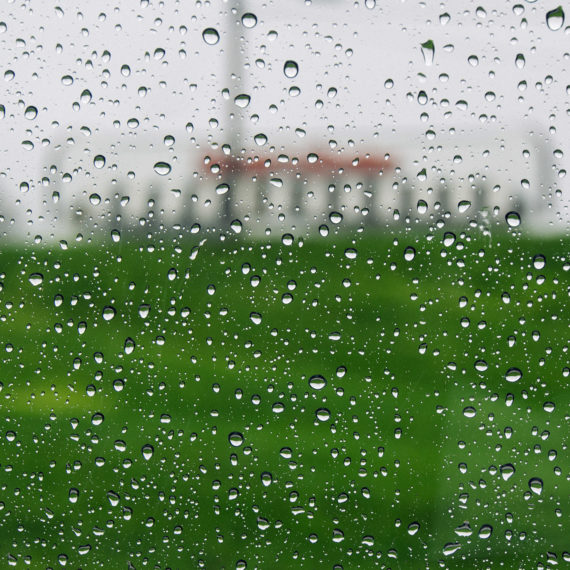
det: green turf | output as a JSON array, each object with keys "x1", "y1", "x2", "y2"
[{"x1": 0, "y1": 226, "x2": 568, "y2": 569}]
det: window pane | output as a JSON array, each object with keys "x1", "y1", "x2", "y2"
[{"x1": 1, "y1": 1, "x2": 567, "y2": 568}]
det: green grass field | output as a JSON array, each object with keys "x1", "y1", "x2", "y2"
[{"x1": 0, "y1": 226, "x2": 568, "y2": 569}]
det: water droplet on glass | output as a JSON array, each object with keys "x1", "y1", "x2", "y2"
[
  {"x1": 463, "y1": 406, "x2": 476, "y2": 418},
  {"x1": 153, "y1": 161, "x2": 171, "y2": 176},
  {"x1": 329, "y1": 211, "x2": 343, "y2": 224},
  {"x1": 319, "y1": 224, "x2": 329, "y2": 236},
  {"x1": 309, "y1": 375, "x2": 327, "y2": 390},
  {"x1": 282, "y1": 233, "x2": 294, "y2": 246},
  {"x1": 443, "y1": 542, "x2": 462, "y2": 556},
  {"x1": 407, "y1": 522, "x2": 420, "y2": 535},
  {"x1": 500, "y1": 463, "x2": 516, "y2": 481},
  {"x1": 421, "y1": 39, "x2": 435, "y2": 65},
  {"x1": 250, "y1": 312, "x2": 262, "y2": 325},
  {"x1": 93, "y1": 155, "x2": 106, "y2": 169},
  {"x1": 139, "y1": 304, "x2": 150, "y2": 318},
  {"x1": 458, "y1": 200, "x2": 471, "y2": 213},
  {"x1": 316, "y1": 408, "x2": 331, "y2": 421},
  {"x1": 241, "y1": 12, "x2": 257, "y2": 28},
  {"x1": 89, "y1": 193, "x2": 101, "y2": 205},
  {"x1": 124, "y1": 337, "x2": 135, "y2": 355},
  {"x1": 533, "y1": 254, "x2": 546, "y2": 270},
  {"x1": 283, "y1": 60, "x2": 299, "y2": 78},
  {"x1": 505, "y1": 367, "x2": 522, "y2": 383},
  {"x1": 228, "y1": 432, "x2": 244, "y2": 447},
  {"x1": 404, "y1": 246, "x2": 416, "y2": 261},
  {"x1": 505, "y1": 211, "x2": 521, "y2": 227},
  {"x1": 515, "y1": 53, "x2": 525, "y2": 69},
  {"x1": 260, "y1": 471, "x2": 273, "y2": 486},
  {"x1": 216, "y1": 183, "x2": 230, "y2": 195},
  {"x1": 478, "y1": 525, "x2": 493, "y2": 539},
  {"x1": 102, "y1": 306, "x2": 116, "y2": 321},
  {"x1": 546, "y1": 6, "x2": 565, "y2": 31},
  {"x1": 254, "y1": 133, "x2": 267, "y2": 146},
  {"x1": 528, "y1": 477, "x2": 543, "y2": 495},
  {"x1": 141, "y1": 444, "x2": 154, "y2": 460},
  {"x1": 230, "y1": 219, "x2": 242, "y2": 234},
  {"x1": 29, "y1": 273, "x2": 43, "y2": 286},
  {"x1": 24, "y1": 105, "x2": 37, "y2": 119},
  {"x1": 234, "y1": 94, "x2": 250, "y2": 108},
  {"x1": 202, "y1": 28, "x2": 220, "y2": 45}
]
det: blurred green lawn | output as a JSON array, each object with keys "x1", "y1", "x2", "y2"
[{"x1": 0, "y1": 227, "x2": 568, "y2": 569}]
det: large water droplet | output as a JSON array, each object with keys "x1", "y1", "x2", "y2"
[
  {"x1": 316, "y1": 408, "x2": 331, "y2": 421},
  {"x1": 283, "y1": 60, "x2": 299, "y2": 78},
  {"x1": 153, "y1": 161, "x2": 171, "y2": 176},
  {"x1": 500, "y1": 463, "x2": 515, "y2": 481},
  {"x1": 505, "y1": 367, "x2": 522, "y2": 383},
  {"x1": 93, "y1": 155, "x2": 106, "y2": 169},
  {"x1": 29, "y1": 273, "x2": 44, "y2": 286},
  {"x1": 404, "y1": 246, "x2": 416, "y2": 261},
  {"x1": 228, "y1": 432, "x2": 244, "y2": 447},
  {"x1": 24, "y1": 105, "x2": 38, "y2": 119},
  {"x1": 102, "y1": 306, "x2": 116, "y2": 321},
  {"x1": 241, "y1": 12, "x2": 257, "y2": 28},
  {"x1": 505, "y1": 211, "x2": 521, "y2": 227},
  {"x1": 234, "y1": 94, "x2": 250, "y2": 108},
  {"x1": 202, "y1": 28, "x2": 220, "y2": 45},
  {"x1": 533, "y1": 254, "x2": 546, "y2": 269},
  {"x1": 421, "y1": 39, "x2": 435, "y2": 65},
  {"x1": 546, "y1": 6, "x2": 565, "y2": 30},
  {"x1": 528, "y1": 477, "x2": 543, "y2": 495},
  {"x1": 309, "y1": 375, "x2": 327, "y2": 390},
  {"x1": 141, "y1": 444, "x2": 154, "y2": 460}
]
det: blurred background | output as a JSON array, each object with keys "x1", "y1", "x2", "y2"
[{"x1": 0, "y1": 1, "x2": 568, "y2": 568}]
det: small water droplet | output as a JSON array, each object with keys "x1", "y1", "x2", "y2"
[
  {"x1": 505, "y1": 367, "x2": 522, "y2": 383},
  {"x1": 93, "y1": 155, "x2": 106, "y2": 169},
  {"x1": 254, "y1": 133, "x2": 267, "y2": 146},
  {"x1": 458, "y1": 200, "x2": 471, "y2": 213},
  {"x1": 329, "y1": 211, "x2": 343, "y2": 224},
  {"x1": 443, "y1": 542, "x2": 462, "y2": 556},
  {"x1": 478, "y1": 525, "x2": 493, "y2": 539},
  {"x1": 260, "y1": 471, "x2": 273, "y2": 486},
  {"x1": 407, "y1": 522, "x2": 420, "y2": 536},
  {"x1": 316, "y1": 408, "x2": 331, "y2": 422},
  {"x1": 283, "y1": 60, "x2": 299, "y2": 78},
  {"x1": 250, "y1": 312, "x2": 262, "y2": 325},
  {"x1": 102, "y1": 306, "x2": 116, "y2": 321},
  {"x1": 124, "y1": 337, "x2": 135, "y2": 355},
  {"x1": 141, "y1": 444, "x2": 154, "y2": 460},
  {"x1": 404, "y1": 246, "x2": 416, "y2": 261},
  {"x1": 500, "y1": 463, "x2": 515, "y2": 481},
  {"x1": 309, "y1": 375, "x2": 327, "y2": 390},
  {"x1": 153, "y1": 161, "x2": 171, "y2": 175},
  {"x1": 319, "y1": 224, "x2": 329, "y2": 236},
  {"x1": 528, "y1": 477, "x2": 543, "y2": 495},
  {"x1": 228, "y1": 432, "x2": 244, "y2": 447},
  {"x1": 24, "y1": 105, "x2": 38, "y2": 119},
  {"x1": 282, "y1": 233, "x2": 294, "y2": 246},
  {"x1": 241, "y1": 12, "x2": 257, "y2": 28},
  {"x1": 505, "y1": 211, "x2": 521, "y2": 227},
  {"x1": 234, "y1": 93, "x2": 251, "y2": 108},
  {"x1": 230, "y1": 219, "x2": 242, "y2": 234},
  {"x1": 202, "y1": 28, "x2": 220, "y2": 45},
  {"x1": 533, "y1": 254, "x2": 546, "y2": 269},
  {"x1": 421, "y1": 39, "x2": 435, "y2": 65},
  {"x1": 89, "y1": 193, "x2": 101, "y2": 205},
  {"x1": 29, "y1": 273, "x2": 44, "y2": 286},
  {"x1": 463, "y1": 406, "x2": 476, "y2": 418},
  {"x1": 546, "y1": 6, "x2": 564, "y2": 31},
  {"x1": 216, "y1": 183, "x2": 230, "y2": 195},
  {"x1": 138, "y1": 304, "x2": 150, "y2": 318}
]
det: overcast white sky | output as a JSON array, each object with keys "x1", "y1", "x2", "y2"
[{"x1": 0, "y1": 0, "x2": 568, "y2": 233}]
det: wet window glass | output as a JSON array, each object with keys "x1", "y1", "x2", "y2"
[{"x1": 0, "y1": 1, "x2": 568, "y2": 567}]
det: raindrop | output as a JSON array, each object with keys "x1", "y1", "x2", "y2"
[
  {"x1": 93, "y1": 155, "x2": 106, "y2": 169},
  {"x1": 124, "y1": 337, "x2": 135, "y2": 355},
  {"x1": 24, "y1": 106, "x2": 38, "y2": 119},
  {"x1": 309, "y1": 375, "x2": 327, "y2": 390},
  {"x1": 478, "y1": 525, "x2": 493, "y2": 539},
  {"x1": 421, "y1": 39, "x2": 435, "y2": 65},
  {"x1": 463, "y1": 406, "x2": 476, "y2": 418},
  {"x1": 505, "y1": 367, "x2": 522, "y2": 383},
  {"x1": 228, "y1": 432, "x2": 244, "y2": 447},
  {"x1": 500, "y1": 463, "x2": 516, "y2": 481},
  {"x1": 443, "y1": 543, "x2": 461, "y2": 556},
  {"x1": 515, "y1": 53, "x2": 525, "y2": 69},
  {"x1": 241, "y1": 12, "x2": 257, "y2": 28},
  {"x1": 329, "y1": 211, "x2": 343, "y2": 224},
  {"x1": 458, "y1": 200, "x2": 471, "y2": 213},
  {"x1": 216, "y1": 183, "x2": 230, "y2": 195},
  {"x1": 141, "y1": 444, "x2": 154, "y2": 460},
  {"x1": 153, "y1": 161, "x2": 171, "y2": 175},
  {"x1": 282, "y1": 233, "x2": 294, "y2": 246},
  {"x1": 528, "y1": 477, "x2": 543, "y2": 495},
  {"x1": 316, "y1": 408, "x2": 331, "y2": 421},
  {"x1": 61, "y1": 75, "x2": 74, "y2": 85},
  {"x1": 29, "y1": 273, "x2": 44, "y2": 286},
  {"x1": 344, "y1": 248, "x2": 357, "y2": 259},
  {"x1": 202, "y1": 28, "x2": 220, "y2": 45},
  {"x1": 532, "y1": 254, "x2": 546, "y2": 270},
  {"x1": 230, "y1": 219, "x2": 242, "y2": 234},
  {"x1": 234, "y1": 94, "x2": 250, "y2": 108},
  {"x1": 319, "y1": 224, "x2": 329, "y2": 236},
  {"x1": 89, "y1": 193, "x2": 101, "y2": 205},
  {"x1": 102, "y1": 306, "x2": 116, "y2": 321},
  {"x1": 139, "y1": 304, "x2": 150, "y2": 318},
  {"x1": 407, "y1": 522, "x2": 420, "y2": 536},
  {"x1": 260, "y1": 471, "x2": 273, "y2": 486},
  {"x1": 250, "y1": 312, "x2": 262, "y2": 325},
  {"x1": 283, "y1": 60, "x2": 299, "y2": 78},
  {"x1": 505, "y1": 211, "x2": 521, "y2": 227},
  {"x1": 404, "y1": 246, "x2": 416, "y2": 261},
  {"x1": 546, "y1": 6, "x2": 564, "y2": 31},
  {"x1": 254, "y1": 133, "x2": 267, "y2": 146}
]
